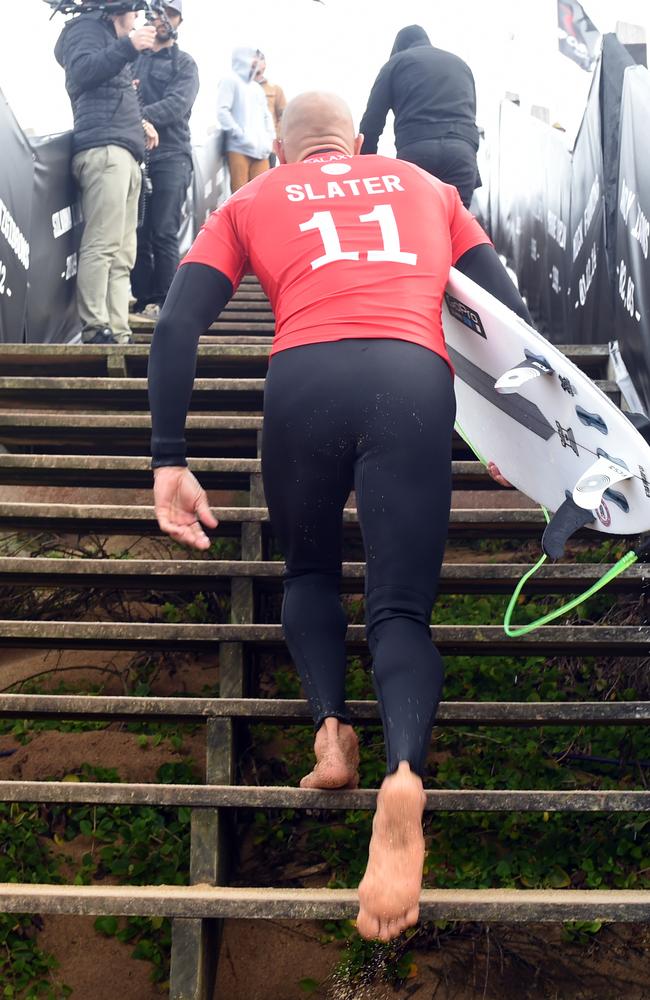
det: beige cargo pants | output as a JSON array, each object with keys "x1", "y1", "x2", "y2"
[{"x1": 72, "y1": 144, "x2": 142, "y2": 342}]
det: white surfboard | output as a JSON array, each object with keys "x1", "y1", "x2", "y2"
[{"x1": 442, "y1": 267, "x2": 650, "y2": 536}]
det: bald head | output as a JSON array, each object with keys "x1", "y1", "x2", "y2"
[{"x1": 277, "y1": 91, "x2": 363, "y2": 163}]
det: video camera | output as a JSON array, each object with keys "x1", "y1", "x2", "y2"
[{"x1": 44, "y1": 0, "x2": 177, "y2": 39}]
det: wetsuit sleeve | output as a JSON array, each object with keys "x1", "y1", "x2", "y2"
[
  {"x1": 148, "y1": 264, "x2": 233, "y2": 468},
  {"x1": 359, "y1": 62, "x2": 392, "y2": 154},
  {"x1": 455, "y1": 243, "x2": 533, "y2": 325}
]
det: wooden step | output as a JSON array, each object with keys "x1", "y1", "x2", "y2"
[
  {"x1": 0, "y1": 374, "x2": 620, "y2": 411},
  {"x1": 1, "y1": 693, "x2": 646, "y2": 725},
  {"x1": 0, "y1": 503, "x2": 593, "y2": 538},
  {"x1": 0, "y1": 456, "x2": 493, "y2": 490},
  {"x1": 0, "y1": 342, "x2": 609, "y2": 381},
  {"x1": 0, "y1": 411, "x2": 497, "y2": 459},
  {"x1": 0, "y1": 884, "x2": 647, "y2": 922},
  {"x1": 131, "y1": 312, "x2": 273, "y2": 328},
  {"x1": 0, "y1": 343, "x2": 271, "y2": 379},
  {"x1": 0, "y1": 620, "x2": 647, "y2": 654},
  {"x1": 0, "y1": 557, "x2": 643, "y2": 595},
  {"x1": 0, "y1": 412, "x2": 264, "y2": 457},
  {"x1": 0, "y1": 781, "x2": 647, "y2": 812},
  {"x1": 0, "y1": 376, "x2": 266, "y2": 411}
]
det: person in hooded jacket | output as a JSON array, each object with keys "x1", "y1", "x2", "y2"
[
  {"x1": 55, "y1": 3, "x2": 158, "y2": 344},
  {"x1": 217, "y1": 47, "x2": 276, "y2": 193},
  {"x1": 360, "y1": 25, "x2": 480, "y2": 208}
]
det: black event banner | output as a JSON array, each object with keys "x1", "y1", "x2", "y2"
[
  {"x1": 557, "y1": 0, "x2": 601, "y2": 72},
  {"x1": 567, "y1": 61, "x2": 613, "y2": 344},
  {"x1": 541, "y1": 129, "x2": 572, "y2": 342},
  {"x1": 614, "y1": 67, "x2": 650, "y2": 414},
  {"x1": 492, "y1": 101, "x2": 572, "y2": 342},
  {"x1": 510, "y1": 114, "x2": 550, "y2": 326},
  {"x1": 0, "y1": 89, "x2": 34, "y2": 343},
  {"x1": 26, "y1": 131, "x2": 82, "y2": 344}
]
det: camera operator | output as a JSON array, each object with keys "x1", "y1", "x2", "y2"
[
  {"x1": 55, "y1": 2, "x2": 159, "y2": 344},
  {"x1": 131, "y1": 0, "x2": 199, "y2": 320}
]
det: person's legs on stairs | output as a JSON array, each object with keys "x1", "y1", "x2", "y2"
[
  {"x1": 250, "y1": 156, "x2": 270, "y2": 181},
  {"x1": 228, "y1": 151, "x2": 252, "y2": 193},
  {"x1": 349, "y1": 341, "x2": 455, "y2": 940},
  {"x1": 149, "y1": 155, "x2": 192, "y2": 308},
  {"x1": 72, "y1": 145, "x2": 131, "y2": 341},
  {"x1": 107, "y1": 147, "x2": 142, "y2": 342},
  {"x1": 262, "y1": 344, "x2": 360, "y2": 786}
]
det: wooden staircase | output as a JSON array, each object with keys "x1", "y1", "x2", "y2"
[{"x1": 0, "y1": 280, "x2": 647, "y2": 999}]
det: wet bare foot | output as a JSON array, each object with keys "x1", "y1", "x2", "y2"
[
  {"x1": 300, "y1": 717, "x2": 360, "y2": 789},
  {"x1": 356, "y1": 761, "x2": 426, "y2": 941}
]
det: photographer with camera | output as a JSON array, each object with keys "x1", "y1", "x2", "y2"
[
  {"x1": 54, "y1": 1, "x2": 159, "y2": 344},
  {"x1": 130, "y1": 0, "x2": 199, "y2": 321}
]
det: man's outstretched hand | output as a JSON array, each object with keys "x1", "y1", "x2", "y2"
[
  {"x1": 487, "y1": 461, "x2": 513, "y2": 488},
  {"x1": 153, "y1": 466, "x2": 218, "y2": 550}
]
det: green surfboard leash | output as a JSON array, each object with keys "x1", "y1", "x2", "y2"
[{"x1": 454, "y1": 420, "x2": 641, "y2": 636}]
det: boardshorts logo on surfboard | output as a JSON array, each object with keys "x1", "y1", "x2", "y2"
[{"x1": 443, "y1": 268, "x2": 650, "y2": 547}]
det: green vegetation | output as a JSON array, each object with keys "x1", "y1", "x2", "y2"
[{"x1": 1, "y1": 528, "x2": 648, "y2": 995}]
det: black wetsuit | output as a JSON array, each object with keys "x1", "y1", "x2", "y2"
[{"x1": 149, "y1": 245, "x2": 530, "y2": 776}]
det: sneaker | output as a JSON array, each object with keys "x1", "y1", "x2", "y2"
[
  {"x1": 82, "y1": 327, "x2": 117, "y2": 345},
  {"x1": 142, "y1": 302, "x2": 161, "y2": 321}
]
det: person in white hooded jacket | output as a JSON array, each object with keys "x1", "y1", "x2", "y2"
[{"x1": 217, "y1": 46, "x2": 275, "y2": 192}]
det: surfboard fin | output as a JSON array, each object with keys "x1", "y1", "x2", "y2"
[
  {"x1": 542, "y1": 497, "x2": 596, "y2": 559},
  {"x1": 572, "y1": 456, "x2": 633, "y2": 511},
  {"x1": 495, "y1": 352, "x2": 554, "y2": 394}
]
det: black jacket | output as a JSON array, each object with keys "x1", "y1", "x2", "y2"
[
  {"x1": 55, "y1": 13, "x2": 145, "y2": 162},
  {"x1": 360, "y1": 25, "x2": 479, "y2": 155},
  {"x1": 135, "y1": 45, "x2": 199, "y2": 163}
]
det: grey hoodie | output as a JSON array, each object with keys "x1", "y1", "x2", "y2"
[{"x1": 217, "y1": 47, "x2": 275, "y2": 159}]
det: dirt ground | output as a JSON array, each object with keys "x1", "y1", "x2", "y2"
[
  {"x1": 1, "y1": 482, "x2": 647, "y2": 998},
  {"x1": 4, "y1": 710, "x2": 650, "y2": 1000},
  {"x1": 30, "y1": 915, "x2": 650, "y2": 1000}
]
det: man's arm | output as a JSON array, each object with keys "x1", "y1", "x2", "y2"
[
  {"x1": 64, "y1": 19, "x2": 138, "y2": 92},
  {"x1": 454, "y1": 243, "x2": 532, "y2": 325},
  {"x1": 359, "y1": 63, "x2": 392, "y2": 154},
  {"x1": 148, "y1": 263, "x2": 233, "y2": 468},
  {"x1": 217, "y1": 77, "x2": 243, "y2": 138},
  {"x1": 142, "y1": 54, "x2": 200, "y2": 127}
]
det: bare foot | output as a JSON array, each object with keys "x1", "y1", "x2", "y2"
[
  {"x1": 356, "y1": 761, "x2": 426, "y2": 941},
  {"x1": 300, "y1": 717, "x2": 360, "y2": 789}
]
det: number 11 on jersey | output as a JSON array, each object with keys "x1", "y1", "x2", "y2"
[{"x1": 300, "y1": 204, "x2": 418, "y2": 270}]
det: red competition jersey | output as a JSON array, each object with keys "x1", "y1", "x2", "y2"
[{"x1": 182, "y1": 152, "x2": 491, "y2": 364}]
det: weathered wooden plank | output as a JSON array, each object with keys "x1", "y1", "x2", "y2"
[
  {"x1": 0, "y1": 694, "x2": 647, "y2": 726},
  {"x1": 0, "y1": 502, "x2": 589, "y2": 541},
  {"x1": 0, "y1": 456, "x2": 505, "y2": 491},
  {"x1": 0, "y1": 558, "x2": 644, "y2": 595},
  {"x1": 0, "y1": 620, "x2": 647, "y2": 654},
  {"x1": 0, "y1": 884, "x2": 648, "y2": 922},
  {"x1": 0, "y1": 782, "x2": 648, "y2": 811},
  {"x1": 0, "y1": 376, "x2": 267, "y2": 412},
  {"x1": 0, "y1": 375, "x2": 619, "y2": 401}
]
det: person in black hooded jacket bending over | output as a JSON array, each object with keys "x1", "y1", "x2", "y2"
[{"x1": 360, "y1": 25, "x2": 480, "y2": 208}]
